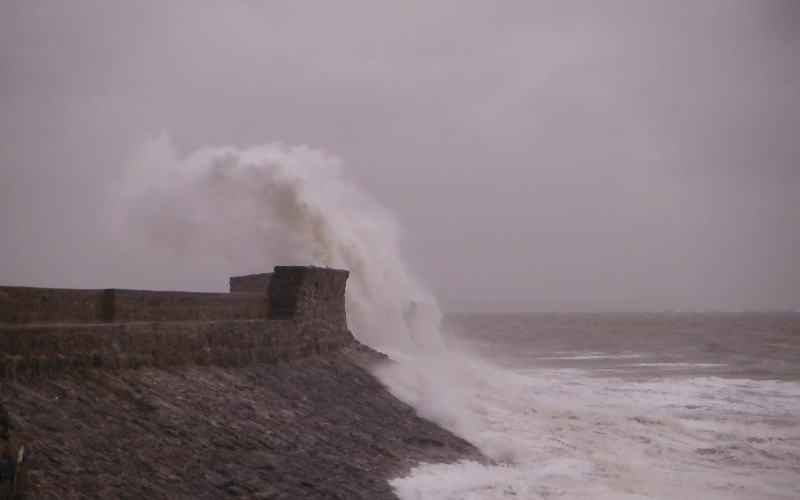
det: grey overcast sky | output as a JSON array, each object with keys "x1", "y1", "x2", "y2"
[{"x1": 1, "y1": 1, "x2": 798, "y2": 311}]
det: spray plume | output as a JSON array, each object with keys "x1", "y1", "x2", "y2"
[{"x1": 107, "y1": 134, "x2": 483, "y2": 441}]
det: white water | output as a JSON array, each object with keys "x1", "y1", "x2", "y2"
[
  {"x1": 392, "y1": 365, "x2": 800, "y2": 499},
  {"x1": 109, "y1": 137, "x2": 800, "y2": 498}
]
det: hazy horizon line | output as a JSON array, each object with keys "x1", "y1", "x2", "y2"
[{"x1": 439, "y1": 298, "x2": 800, "y2": 314}]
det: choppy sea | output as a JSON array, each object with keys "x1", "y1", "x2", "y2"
[{"x1": 390, "y1": 312, "x2": 800, "y2": 500}]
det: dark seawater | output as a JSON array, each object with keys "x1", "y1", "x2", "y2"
[{"x1": 443, "y1": 312, "x2": 800, "y2": 381}]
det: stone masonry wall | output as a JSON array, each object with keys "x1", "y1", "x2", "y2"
[
  {"x1": 0, "y1": 288, "x2": 106, "y2": 325},
  {"x1": 110, "y1": 290, "x2": 266, "y2": 323},
  {"x1": 0, "y1": 288, "x2": 266, "y2": 325},
  {"x1": 268, "y1": 266, "x2": 349, "y2": 330},
  {"x1": 0, "y1": 319, "x2": 353, "y2": 380},
  {"x1": 229, "y1": 273, "x2": 272, "y2": 294},
  {"x1": 0, "y1": 266, "x2": 353, "y2": 381},
  {"x1": 0, "y1": 266, "x2": 354, "y2": 499}
]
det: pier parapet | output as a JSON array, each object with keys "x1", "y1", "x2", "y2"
[{"x1": 0, "y1": 266, "x2": 353, "y2": 380}]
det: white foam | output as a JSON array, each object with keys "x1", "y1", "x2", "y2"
[
  {"x1": 628, "y1": 362, "x2": 727, "y2": 368},
  {"x1": 538, "y1": 354, "x2": 646, "y2": 360},
  {"x1": 392, "y1": 365, "x2": 800, "y2": 500}
]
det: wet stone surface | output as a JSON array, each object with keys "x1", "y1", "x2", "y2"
[{"x1": 0, "y1": 346, "x2": 483, "y2": 499}]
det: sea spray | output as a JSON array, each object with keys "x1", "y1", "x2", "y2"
[
  {"x1": 106, "y1": 136, "x2": 800, "y2": 499},
  {"x1": 107, "y1": 133, "x2": 481, "y2": 442}
]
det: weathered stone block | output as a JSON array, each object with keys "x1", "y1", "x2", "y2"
[
  {"x1": 229, "y1": 273, "x2": 272, "y2": 293},
  {"x1": 268, "y1": 266, "x2": 348, "y2": 329}
]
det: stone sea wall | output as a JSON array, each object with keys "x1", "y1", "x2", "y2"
[
  {"x1": 0, "y1": 266, "x2": 353, "y2": 380},
  {"x1": 0, "y1": 288, "x2": 266, "y2": 325},
  {"x1": 0, "y1": 319, "x2": 353, "y2": 381},
  {"x1": 1, "y1": 347, "x2": 485, "y2": 499},
  {"x1": 0, "y1": 266, "x2": 488, "y2": 499},
  {"x1": 0, "y1": 266, "x2": 356, "y2": 498}
]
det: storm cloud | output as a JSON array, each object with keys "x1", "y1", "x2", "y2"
[{"x1": 1, "y1": 1, "x2": 798, "y2": 311}]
